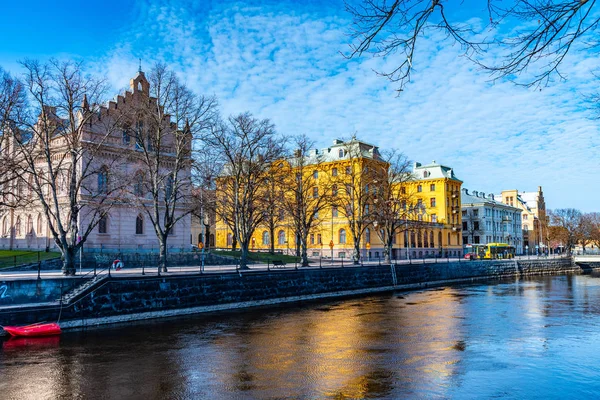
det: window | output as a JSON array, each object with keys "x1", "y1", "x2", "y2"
[
  {"x1": 365, "y1": 228, "x2": 370, "y2": 243},
  {"x1": 136, "y1": 214, "x2": 144, "y2": 235},
  {"x1": 310, "y1": 234, "x2": 315, "y2": 245},
  {"x1": 317, "y1": 234, "x2": 322, "y2": 244},
  {"x1": 332, "y1": 167, "x2": 338, "y2": 177},
  {"x1": 134, "y1": 173, "x2": 144, "y2": 197},
  {"x1": 345, "y1": 166, "x2": 351, "y2": 175},
  {"x1": 313, "y1": 187, "x2": 319, "y2": 198},
  {"x1": 313, "y1": 171, "x2": 318, "y2": 179},
  {"x1": 97, "y1": 168, "x2": 108, "y2": 194},
  {"x1": 462, "y1": 210, "x2": 467, "y2": 217},
  {"x1": 98, "y1": 215, "x2": 107, "y2": 234},
  {"x1": 431, "y1": 214, "x2": 437, "y2": 223},
  {"x1": 447, "y1": 232, "x2": 451, "y2": 245},
  {"x1": 365, "y1": 204, "x2": 369, "y2": 215},
  {"x1": 417, "y1": 185, "x2": 422, "y2": 192},
  {"x1": 339, "y1": 229, "x2": 346, "y2": 244},
  {"x1": 122, "y1": 128, "x2": 130, "y2": 145},
  {"x1": 473, "y1": 209, "x2": 479, "y2": 217},
  {"x1": 262, "y1": 231, "x2": 269, "y2": 245},
  {"x1": 332, "y1": 184, "x2": 338, "y2": 196},
  {"x1": 27, "y1": 215, "x2": 33, "y2": 234},
  {"x1": 417, "y1": 199, "x2": 423, "y2": 208},
  {"x1": 430, "y1": 184, "x2": 435, "y2": 191},
  {"x1": 424, "y1": 171, "x2": 430, "y2": 178},
  {"x1": 430, "y1": 198, "x2": 436, "y2": 207},
  {"x1": 401, "y1": 187, "x2": 406, "y2": 194},
  {"x1": 474, "y1": 221, "x2": 479, "y2": 230},
  {"x1": 410, "y1": 231, "x2": 416, "y2": 248},
  {"x1": 166, "y1": 176, "x2": 173, "y2": 201},
  {"x1": 338, "y1": 149, "x2": 345, "y2": 158},
  {"x1": 332, "y1": 206, "x2": 338, "y2": 218},
  {"x1": 463, "y1": 221, "x2": 468, "y2": 230},
  {"x1": 37, "y1": 214, "x2": 42, "y2": 234},
  {"x1": 278, "y1": 230, "x2": 286, "y2": 245},
  {"x1": 15, "y1": 216, "x2": 21, "y2": 237},
  {"x1": 135, "y1": 121, "x2": 144, "y2": 149},
  {"x1": 227, "y1": 233, "x2": 233, "y2": 246},
  {"x1": 430, "y1": 231, "x2": 435, "y2": 248},
  {"x1": 523, "y1": 214, "x2": 528, "y2": 220}
]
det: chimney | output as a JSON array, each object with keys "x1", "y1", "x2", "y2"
[
  {"x1": 480, "y1": 192, "x2": 485, "y2": 198},
  {"x1": 473, "y1": 190, "x2": 479, "y2": 197},
  {"x1": 462, "y1": 188, "x2": 469, "y2": 195}
]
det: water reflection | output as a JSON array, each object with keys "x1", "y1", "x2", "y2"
[{"x1": 2, "y1": 274, "x2": 600, "y2": 399}]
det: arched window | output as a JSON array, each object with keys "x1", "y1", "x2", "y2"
[
  {"x1": 339, "y1": 228, "x2": 346, "y2": 244},
  {"x1": 410, "y1": 231, "x2": 416, "y2": 248},
  {"x1": 417, "y1": 231, "x2": 423, "y2": 247},
  {"x1": 338, "y1": 149, "x2": 344, "y2": 158},
  {"x1": 37, "y1": 214, "x2": 42, "y2": 234},
  {"x1": 97, "y1": 167, "x2": 108, "y2": 194},
  {"x1": 136, "y1": 214, "x2": 144, "y2": 235},
  {"x1": 438, "y1": 232, "x2": 442, "y2": 247},
  {"x1": 430, "y1": 231, "x2": 434, "y2": 248},
  {"x1": 134, "y1": 172, "x2": 144, "y2": 197},
  {"x1": 423, "y1": 231, "x2": 429, "y2": 247},
  {"x1": 138, "y1": 82, "x2": 143, "y2": 92},
  {"x1": 98, "y1": 215, "x2": 108, "y2": 234},
  {"x1": 165, "y1": 176, "x2": 173, "y2": 201},
  {"x1": 15, "y1": 216, "x2": 21, "y2": 237},
  {"x1": 278, "y1": 230, "x2": 286, "y2": 245},
  {"x1": 27, "y1": 215, "x2": 33, "y2": 235},
  {"x1": 448, "y1": 232, "x2": 451, "y2": 246},
  {"x1": 226, "y1": 233, "x2": 233, "y2": 246},
  {"x1": 262, "y1": 231, "x2": 270, "y2": 245},
  {"x1": 365, "y1": 228, "x2": 370, "y2": 243}
]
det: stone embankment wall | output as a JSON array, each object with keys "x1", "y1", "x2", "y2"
[
  {"x1": 0, "y1": 278, "x2": 82, "y2": 306},
  {"x1": 0, "y1": 258, "x2": 581, "y2": 328}
]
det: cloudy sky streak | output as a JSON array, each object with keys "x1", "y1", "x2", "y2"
[{"x1": 1, "y1": 0, "x2": 598, "y2": 210}]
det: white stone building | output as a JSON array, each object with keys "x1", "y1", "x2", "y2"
[{"x1": 461, "y1": 188, "x2": 524, "y2": 254}]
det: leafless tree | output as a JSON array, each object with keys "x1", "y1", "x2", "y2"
[
  {"x1": 127, "y1": 63, "x2": 218, "y2": 273},
  {"x1": 205, "y1": 112, "x2": 286, "y2": 269},
  {"x1": 578, "y1": 213, "x2": 597, "y2": 253},
  {"x1": 13, "y1": 59, "x2": 126, "y2": 274},
  {"x1": 281, "y1": 135, "x2": 333, "y2": 267},
  {"x1": 588, "y1": 212, "x2": 600, "y2": 250},
  {"x1": 261, "y1": 163, "x2": 287, "y2": 254},
  {"x1": 333, "y1": 137, "x2": 385, "y2": 264},
  {"x1": 370, "y1": 150, "x2": 420, "y2": 264},
  {"x1": 345, "y1": 0, "x2": 598, "y2": 91},
  {"x1": 548, "y1": 208, "x2": 582, "y2": 254},
  {"x1": 0, "y1": 67, "x2": 26, "y2": 216}
]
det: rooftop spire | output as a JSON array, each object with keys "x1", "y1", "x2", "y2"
[{"x1": 81, "y1": 94, "x2": 89, "y2": 110}]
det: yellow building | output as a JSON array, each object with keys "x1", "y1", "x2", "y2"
[{"x1": 215, "y1": 139, "x2": 463, "y2": 260}]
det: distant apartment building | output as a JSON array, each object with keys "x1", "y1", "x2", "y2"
[
  {"x1": 495, "y1": 187, "x2": 547, "y2": 254},
  {"x1": 461, "y1": 189, "x2": 523, "y2": 254}
]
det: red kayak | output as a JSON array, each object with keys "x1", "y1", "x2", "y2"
[{"x1": 2, "y1": 323, "x2": 62, "y2": 337}]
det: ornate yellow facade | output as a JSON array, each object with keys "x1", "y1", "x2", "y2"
[{"x1": 215, "y1": 140, "x2": 463, "y2": 260}]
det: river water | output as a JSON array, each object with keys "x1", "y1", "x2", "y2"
[{"x1": 2, "y1": 273, "x2": 600, "y2": 399}]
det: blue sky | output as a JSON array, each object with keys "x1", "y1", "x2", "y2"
[{"x1": 1, "y1": 0, "x2": 599, "y2": 211}]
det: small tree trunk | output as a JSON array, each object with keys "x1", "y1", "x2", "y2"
[
  {"x1": 301, "y1": 239, "x2": 309, "y2": 267},
  {"x1": 384, "y1": 242, "x2": 392, "y2": 264},
  {"x1": 232, "y1": 236, "x2": 238, "y2": 251},
  {"x1": 62, "y1": 246, "x2": 76, "y2": 276},
  {"x1": 159, "y1": 238, "x2": 168, "y2": 273},
  {"x1": 353, "y1": 241, "x2": 361, "y2": 265},
  {"x1": 239, "y1": 241, "x2": 250, "y2": 270},
  {"x1": 270, "y1": 227, "x2": 275, "y2": 254}
]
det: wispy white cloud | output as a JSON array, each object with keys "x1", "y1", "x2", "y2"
[{"x1": 97, "y1": 0, "x2": 600, "y2": 211}]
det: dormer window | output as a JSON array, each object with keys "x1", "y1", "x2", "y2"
[
  {"x1": 423, "y1": 171, "x2": 430, "y2": 178},
  {"x1": 338, "y1": 149, "x2": 344, "y2": 158}
]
